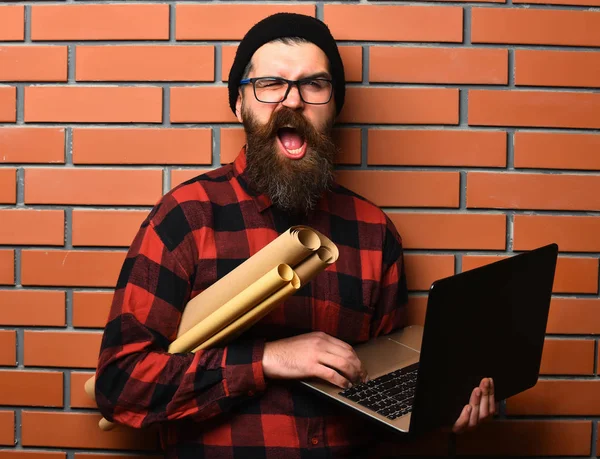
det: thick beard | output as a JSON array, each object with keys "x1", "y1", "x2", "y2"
[{"x1": 242, "y1": 105, "x2": 337, "y2": 216}]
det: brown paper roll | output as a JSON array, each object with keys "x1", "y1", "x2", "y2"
[
  {"x1": 193, "y1": 271, "x2": 302, "y2": 351},
  {"x1": 168, "y1": 264, "x2": 294, "y2": 354},
  {"x1": 294, "y1": 247, "x2": 333, "y2": 285},
  {"x1": 177, "y1": 226, "x2": 335, "y2": 336}
]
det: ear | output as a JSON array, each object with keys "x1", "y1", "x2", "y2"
[{"x1": 235, "y1": 90, "x2": 244, "y2": 124}]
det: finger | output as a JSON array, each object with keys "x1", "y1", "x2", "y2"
[
  {"x1": 318, "y1": 351, "x2": 362, "y2": 383},
  {"x1": 318, "y1": 339, "x2": 365, "y2": 383},
  {"x1": 313, "y1": 364, "x2": 351, "y2": 389},
  {"x1": 489, "y1": 378, "x2": 496, "y2": 415},
  {"x1": 315, "y1": 332, "x2": 354, "y2": 352},
  {"x1": 479, "y1": 379, "x2": 490, "y2": 420},
  {"x1": 468, "y1": 387, "x2": 481, "y2": 429},
  {"x1": 452, "y1": 405, "x2": 471, "y2": 434}
]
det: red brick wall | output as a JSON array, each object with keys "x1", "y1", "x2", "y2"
[{"x1": 0, "y1": 2, "x2": 598, "y2": 457}]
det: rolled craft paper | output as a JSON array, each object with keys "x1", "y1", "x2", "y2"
[
  {"x1": 168, "y1": 264, "x2": 294, "y2": 354},
  {"x1": 177, "y1": 226, "x2": 338, "y2": 336},
  {"x1": 193, "y1": 270, "x2": 302, "y2": 351}
]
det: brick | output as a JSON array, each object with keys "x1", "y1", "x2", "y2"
[
  {"x1": 507, "y1": 380, "x2": 600, "y2": 415},
  {"x1": 171, "y1": 87, "x2": 237, "y2": 124},
  {"x1": 72, "y1": 291, "x2": 113, "y2": 328},
  {"x1": 404, "y1": 254, "x2": 454, "y2": 291},
  {"x1": 176, "y1": 4, "x2": 314, "y2": 40},
  {"x1": 539, "y1": 339, "x2": 594, "y2": 375},
  {"x1": 73, "y1": 128, "x2": 211, "y2": 165},
  {"x1": 324, "y1": 5, "x2": 462, "y2": 42},
  {"x1": 21, "y1": 250, "x2": 125, "y2": 288},
  {"x1": 24, "y1": 168, "x2": 162, "y2": 206},
  {"x1": 0, "y1": 452, "x2": 66, "y2": 459},
  {"x1": 472, "y1": 8, "x2": 600, "y2": 46},
  {"x1": 462, "y1": 256, "x2": 598, "y2": 294},
  {"x1": 337, "y1": 171, "x2": 459, "y2": 208},
  {"x1": 0, "y1": 411, "x2": 14, "y2": 446},
  {"x1": 369, "y1": 130, "x2": 506, "y2": 167},
  {"x1": 514, "y1": 132, "x2": 600, "y2": 171},
  {"x1": 514, "y1": 215, "x2": 600, "y2": 252},
  {"x1": 554, "y1": 258, "x2": 598, "y2": 294},
  {"x1": 0, "y1": 330, "x2": 16, "y2": 366},
  {"x1": 73, "y1": 209, "x2": 148, "y2": 247},
  {"x1": 221, "y1": 45, "x2": 362, "y2": 83},
  {"x1": 24, "y1": 86, "x2": 163, "y2": 123},
  {"x1": 456, "y1": 420, "x2": 591, "y2": 456},
  {"x1": 0, "y1": 290, "x2": 65, "y2": 327},
  {"x1": 24, "y1": 331, "x2": 101, "y2": 368},
  {"x1": 467, "y1": 172, "x2": 600, "y2": 211},
  {"x1": 515, "y1": 0, "x2": 600, "y2": 5},
  {"x1": 0, "y1": 370, "x2": 63, "y2": 407},
  {"x1": 0, "y1": 210, "x2": 64, "y2": 245},
  {"x1": 76, "y1": 46, "x2": 214, "y2": 82},
  {"x1": 219, "y1": 128, "x2": 361, "y2": 165},
  {"x1": 222, "y1": 46, "x2": 238, "y2": 83},
  {"x1": 70, "y1": 371, "x2": 98, "y2": 409},
  {"x1": 332, "y1": 128, "x2": 362, "y2": 166},
  {"x1": 547, "y1": 298, "x2": 600, "y2": 334},
  {"x1": 0, "y1": 46, "x2": 67, "y2": 82},
  {"x1": 515, "y1": 50, "x2": 600, "y2": 88},
  {"x1": 0, "y1": 86, "x2": 16, "y2": 122},
  {"x1": 388, "y1": 213, "x2": 506, "y2": 250},
  {"x1": 0, "y1": 250, "x2": 15, "y2": 286},
  {"x1": 0, "y1": 128, "x2": 65, "y2": 164},
  {"x1": 370, "y1": 47, "x2": 507, "y2": 84},
  {"x1": 469, "y1": 90, "x2": 600, "y2": 129},
  {"x1": 171, "y1": 169, "x2": 209, "y2": 189},
  {"x1": 21, "y1": 411, "x2": 158, "y2": 450},
  {"x1": 31, "y1": 4, "x2": 169, "y2": 41},
  {"x1": 0, "y1": 168, "x2": 16, "y2": 205},
  {"x1": 339, "y1": 87, "x2": 458, "y2": 125},
  {"x1": 220, "y1": 128, "x2": 246, "y2": 164},
  {"x1": 0, "y1": 5, "x2": 24, "y2": 41}
]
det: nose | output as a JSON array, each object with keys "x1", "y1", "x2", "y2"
[{"x1": 281, "y1": 83, "x2": 304, "y2": 110}]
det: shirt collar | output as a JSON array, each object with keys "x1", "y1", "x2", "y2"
[{"x1": 233, "y1": 146, "x2": 274, "y2": 213}]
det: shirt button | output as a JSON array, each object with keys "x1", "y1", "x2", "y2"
[{"x1": 311, "y1": 437, "x2": 319, "y2": 445}]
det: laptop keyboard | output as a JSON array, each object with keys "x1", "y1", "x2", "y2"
[{"x1": 339, "y1": 362, "x2": 419, "y2": 420}]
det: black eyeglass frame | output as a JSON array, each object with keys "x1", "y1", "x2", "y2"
[{"x1": 239, "y1": 77, "x2": 334, "y2": 105}]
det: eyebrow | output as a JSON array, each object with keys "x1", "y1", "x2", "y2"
[
  {"x1": 257, "y1": 72, "x2": 333, "y2": 81},
  {"x1": 303, "y1": 71, "x2": 332, "y2": 80}
]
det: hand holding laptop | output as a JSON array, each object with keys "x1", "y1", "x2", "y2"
[
  {"x1": 263, "y1": 329, "x2": 494, "y2": 433},
  {"x1": 452, "y1": 377, "x2": 496, "y2": 433}
]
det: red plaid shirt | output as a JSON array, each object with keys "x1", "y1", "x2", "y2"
[{"x1": 95, "y1": 148, "x2": 409, "y2": 458}]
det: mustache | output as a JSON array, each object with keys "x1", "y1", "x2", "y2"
[{"x1": 253, "y1": 107, "x2": 330, "y2": 145}]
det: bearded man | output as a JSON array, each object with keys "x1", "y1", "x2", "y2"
[{"x1": 95, "y1": 13, "x2": 494, "y2": 458}]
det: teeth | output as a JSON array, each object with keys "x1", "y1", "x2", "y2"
[{"x1": 285, "y1": 146, "x2": 303, "y2": 155}]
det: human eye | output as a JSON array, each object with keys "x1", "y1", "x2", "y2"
[
  {"x1": 256, "y1": 78, "x2": 285, "y2": 89},
  {"x1": 302, "y1": 79, "x2": 330, "y2": 91}
]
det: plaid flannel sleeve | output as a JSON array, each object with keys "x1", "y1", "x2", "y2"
[
  {"x1": 95, "y1": 214, "x2": 266, "y2": 429},
  {"x1": 369, "y1": 215, "x2": 409, "y2": 338}
]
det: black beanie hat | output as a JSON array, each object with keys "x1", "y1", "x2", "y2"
[{"x1": 228, "y1": 13, "x2": 345, "y2": 115}]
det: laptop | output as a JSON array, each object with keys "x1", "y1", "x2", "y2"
[{"x1": 300, "y1": 243, "x2": 559, "y2": 435}]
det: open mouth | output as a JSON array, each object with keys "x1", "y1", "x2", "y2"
[{"x1": 277, "y1": 127, "x2": 307, "y2": 160}]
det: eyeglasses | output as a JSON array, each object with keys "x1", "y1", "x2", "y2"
[{"x1": 239, "y1": 77, "x2": 333, "y2": 105}]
